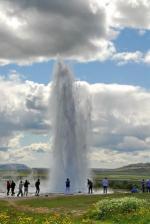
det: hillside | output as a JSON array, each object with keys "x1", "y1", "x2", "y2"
[
  {"x1": 0, "y1": 162, "x2": 149, "y2": 176},
  {"x1": 116, "y1": 163, "x2": 150, "y2": 171},
  {"x1": 92, "y1": 163, "x2": 150, "y2": 176},
  {"x1": 0, "y1": 163, "x2": 30, "y2": 171}
]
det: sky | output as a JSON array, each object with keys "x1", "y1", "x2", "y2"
[{"x1": 0, "y1": 0, "x2": 150, "y2": 168}]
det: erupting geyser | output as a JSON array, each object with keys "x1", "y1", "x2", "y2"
[{"x1": 49, "y1": 61, "x2": 91, "y2": 193}]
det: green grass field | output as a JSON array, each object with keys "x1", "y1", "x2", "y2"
[
  {"x1": 0, "y1": 166, "x2": 149, "y2": 223},
  {"x1": 0, "y1": 193, "x2": 150, "y2": 223}
]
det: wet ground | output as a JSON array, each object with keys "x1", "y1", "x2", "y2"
[{"x1": 0, "y1": 188, "x2": 127, "y2": 199}]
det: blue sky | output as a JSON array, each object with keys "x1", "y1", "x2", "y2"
[
  {"x1": 1, "y1": 55, "x2": 150, "y2": 89},
  {"x1": 1, "y1": 28, "x2": 150, "y2": 88},
  {"x1": 0, "y1": 0, "x2": 150, "y2": 168}
]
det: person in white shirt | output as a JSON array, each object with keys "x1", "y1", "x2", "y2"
[
  {"x1": 17, "y1": 180, "x2": 24, "y2": 197},
  {"x1": 102, "y1": 177, "x2": 109, "y2": 194}
]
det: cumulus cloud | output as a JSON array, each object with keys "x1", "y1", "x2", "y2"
[
  {"x1": 0, "y1": 0, "x2": 150, "y2": 64},
  {"x1": 0, "y1": 132, "x2": 50, "y2": 166},
  {"x1": 0, "y1": 76, "x2": 150, "y2": 167},
  {"x1": 88, "y1": 83, "x2": 150, "y2": 167},
  {"x1": 0, "y1": 74, "x2": 50, "y2": 155},
  {"x1": 23, "y1": 142, "x2": 50, "y2": 153},
  {"x1": 109, "y1": 0, "x2": 150, "y2": 30},
  {"x1": 112, "y1": 51, "x2": 143, "y2": 65},
  {"x1": 89, "y1": 147, "x2": 150, "y2": 168},
  {"x1": 112, "y1": 50, "x2": 150, "y2": 65},
  {"x1": 0, "y1": 0, "x2": 115, "y2": 64}
]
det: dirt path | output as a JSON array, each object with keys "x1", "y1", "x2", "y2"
[{"x1": 4, "y1": 196, "x2": 86, "y2": 216}]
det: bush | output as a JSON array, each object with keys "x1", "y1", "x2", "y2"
[{"x1": 89, "y1": 197, "x2": 147, "y2": 220}]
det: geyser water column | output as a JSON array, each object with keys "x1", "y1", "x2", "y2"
[{"x1": 49, "y1": 61, "x2": 91, "y2": 193}]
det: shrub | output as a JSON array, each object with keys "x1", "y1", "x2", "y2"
[{"x1": 89, "y1": 197, "x2": 147, "y2": 220}]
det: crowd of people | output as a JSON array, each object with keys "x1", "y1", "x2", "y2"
[
  {"x1": 65, "y1": 177, "x2": 109, "y2": 194},
  {"x1": 6, "y1": 178, "x2": 40, "y2": 197},
  {"x1": 5, "y1": 177, "x2": 150, "y2": 197},
  {"x1": 66, "y1": 177, "x2": 150, "y2": 194},
  {"x1": 131, "y1": 179, "x2": 150, "y2": 193},
  {"x1": 87, "y1": 177, "x2": 109, "y2": 194}
]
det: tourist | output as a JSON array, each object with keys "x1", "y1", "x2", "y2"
[
  {"x1": 24, "y1": 180, "x2": 30, "y2": 196},
  {"x1": 6, "y1": 180, "x2": 11, "y2": 196},
  {"x1": 87, "y1": 179, "x2": 93, "y2": 194},
  {"x1": 11, "y1": 180, "x2": 16, "y2": 196},
  {"x1": 141, "y1": 179, "x2": 145, "y2": 193},
  {"x1": 65, "y1": 178, "x2": 70, "y2": 193},
  {"x1": 146, "y1": 179, "x2": 150, "y2": 193},
  {"x1": 17, "y1": 180, "x2": 24, "y2": 197},
  {"x1": 102, "y1": 177, "x2": 109, "y2": 194},
  {"x1": 131, "y1": 186, "x2": 138, "y2": 193},
  {"x1": 35, "y1": 178, "x2": 40, "y2": 196}
]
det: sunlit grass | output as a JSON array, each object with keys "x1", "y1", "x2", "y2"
[{"x1": 0, "y1": 194, "x2": 149, "y2": 223}]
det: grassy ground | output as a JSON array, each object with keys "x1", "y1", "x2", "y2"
[
  {"x1": 0, "y1": 193, "x2": 150, "y2": 223},
  {"x1": 0, "y1": 168, "x2": 149, "y2": 223}
]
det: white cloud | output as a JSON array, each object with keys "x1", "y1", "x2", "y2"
[
  {"x1": 0, "y1": 76, "x2": 150, "y2": 167},
  {"x1": 112, "y1": 51, "x2": 143, "y2": 65},
  {"x1": 0, "y1": 0, "x2": 115, "y2": 64},
  {"x1": 0, "y1": 0, "x2": 150, "y2": 64},
  {"x1": 89, "y1": 83, "x2": 150, "y2": 165},
  {"x1": 144, "y1": 51, "x2": 150, "y2": 64},
  {"x1": 112, "y1": 50, "x2": 150, "y2": 65},
  {"x1": 0, "y1": 132, "x2": 50, "y2": 166},
  {"x1": 23, "y1": 142, "x2": 50, "y2": 153},
  {"x1": 138, "y1": 30, "x2": 146, "y2": 36},
  {"x1": 8, "y1": 133, "x2": 23, "y2": 148},
  {"x1": 110, "y1": 0, "x2": 150, "y2": 30},
  {"x1": 117, "y1": 136, "x2": 148, "y2": 151},
  {"x1": 89, "y1": 147, "x2": 150, "y2": 168}
]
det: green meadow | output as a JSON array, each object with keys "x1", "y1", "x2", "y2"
[
  {"x1": 0, "y1": 193, "x2": 150, "y2": 224},
  {"x1": 0, "y1": 164, "x2": 149, "y2": 223}
]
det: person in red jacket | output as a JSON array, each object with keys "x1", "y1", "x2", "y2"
[{"x1": 6, "y1": 180, "x2": 11, "y2": 196}]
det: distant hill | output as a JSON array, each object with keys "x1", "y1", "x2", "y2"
[
  {"x1": 116, "y1": 163, "x2": 150, "y2": 171},
  {"x1": 92, "y1": 163, "x2": 150, "y2": 176},
  {"x1": 0, "y1": 162, "x2": 149, "y2": 175},
  {"x1": 0, "y1": 163, "x2": 30, "y2": 171}
]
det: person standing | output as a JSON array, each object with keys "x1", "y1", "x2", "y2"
[
  {"x1": 35, "y1": 178, "x2": 40, "y2": 196},
  {"x1": 24, "y1": 180, "x2": 30, "y2": 196},
  {"x1": 87, "y1": 179, "x2": 93, "y2": 194},
  {"x1": 141, "y1": 179, "x2": 145, "y2": 193},
  {"x1": 146, "y1": 179, "x2": 150, "y2": 193},
  {"x1": 102, "y1": 177, "x2": 109, "y2": 194},
  {"x1": 65, "y1": 178, "x2": 70, "y2": 193},
  {"x1": 17, "y1": 180, "x2": 24, "y2": 197},
  {"x1": 11, "y1": 180, "x2": 16, "y2": 196},
  {"x1": 6, "y1": 180, "x2": 11, "y2": 196}
]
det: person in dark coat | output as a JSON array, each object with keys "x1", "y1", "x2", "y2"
[
  {"x1": 35, "y1": 178, "x2": 40, "y2": 196},
  {"x1": 87, "y1": 179, "x2": 93, "y2": 194},
  {"x1": 11, "y1": 180, "x2": 16, "y2": 196},
  {"x1": 65, "y1": 178, "x2": 70, "y2": 193},
  {"x1": 6, "y1": 180, "x2": 11, "y2": 196},
  {"x1": 141, "y1": 179, "x2": 145, "y2": 193},
  {"x1": 24, "y1": 180, "x2": 30, "y2": 196}
]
